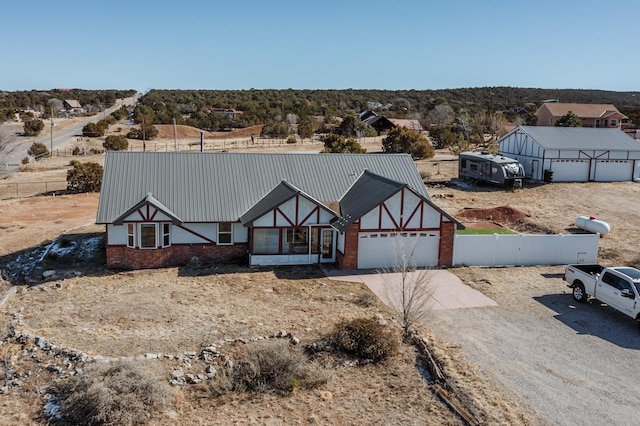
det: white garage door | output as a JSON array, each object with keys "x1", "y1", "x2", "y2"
[
  {"x1": 550, "y1": 159, "x2": 589, "y2": 182},
  {"x1": 593, "y1": 160, "x2": 633, "y2": 182},
  {"x1": 357, "y1": 231, "x2": 439, "y2": 269}
]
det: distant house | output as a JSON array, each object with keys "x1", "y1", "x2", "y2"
[
  {"x1": 389, "y1": 118, "x2": 423, "y2": 132},
  {"x1": 63, "y1": 99, "x2": 84, "y2": 115},
  {"x1": 211, "y1": 108, "x2": 243, "y2": 119},
  {"x1": 498, "y1": 126, "x2": 640, "y2": 182},
  {"x1": 536, "y1": 103, "x2": 628, "y2": 128},
  {"x1": 96, "y1": 152, "x2": 462, "y2": 270},
  {"x1": 359, "y1": 111, "x2": 423, "y2": 134}
]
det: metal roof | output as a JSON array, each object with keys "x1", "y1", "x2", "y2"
[
  {"x1": 96, "y1": 151, "x2": 430, "y2": 224},
  {"x1": 503, "y1": 126, "x2": 640, "y2": 151},
  {"x1": 332, "y1": 171, "x2": 405, "y2": 231}
]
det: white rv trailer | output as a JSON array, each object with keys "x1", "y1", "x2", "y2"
[{"x1": 458, "y1": 151, "x2": 525, "y2": 186}]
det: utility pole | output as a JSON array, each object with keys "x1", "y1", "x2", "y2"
[{"x1": 50, "y1": 107, "x2": 54, "y2": 157}]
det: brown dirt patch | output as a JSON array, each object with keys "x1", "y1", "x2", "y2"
[
  {"x1": 0, "y1": 193, "x2": 100, "y2": 257},
  {"x1": 154, "y1": 124, "x2": 264, "y2": 140},
  {"x1": 456, "y1": 206, "x2": 529, "y2": 224}
]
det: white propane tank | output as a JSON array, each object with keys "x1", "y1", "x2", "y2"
[{"x1": 575, "y1": 216, "x2": 610, "y2": 235}]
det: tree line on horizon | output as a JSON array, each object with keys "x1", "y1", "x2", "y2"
[{"x1": 0, "y1": 89, "x2": 137, "y2": 121}]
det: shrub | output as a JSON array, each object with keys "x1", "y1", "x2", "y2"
[
  {"x1": 27, "y1": 142, "x2": 49, "y2": 159},
  {"x1": 320, "y1": 133, "x2": 366, "y2": 154},
  {"x1": 231, "y1": 340, "x2": 327, "y2": 394},
  {"x1": 103, "y1": 135, "x2": 128, "y2": 151},
  {"x1": 48, "y1": 360, "x2": 169, "y2": 426},
  {"x1": 382, "y1": 126, "x2": 434, "y2": 159},
  {"x1": 67, "y1": 161, "x2": 103, "y2": 192},
  {"x1": 333, "y1": 317, "x2": 398, "y2": 362},
  {"x1": 286, "y1": 136, "x2": 297, "y2": 144},
  {"x1": 354, "y1": 293, "x2": 378, "y2": 307},
  {"x1": 23, "y1": 118, "x2": 45, "y2": 136},
  {"x1": 126, "y1": 123, "x2": 158, "y2": 140},
  {"x1": 21, "y1": 157, "x2": 29, "y2": 165}
]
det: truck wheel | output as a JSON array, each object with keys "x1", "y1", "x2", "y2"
[{"x1": 572, "y1": 283, "x2": 587, "y2": 302}]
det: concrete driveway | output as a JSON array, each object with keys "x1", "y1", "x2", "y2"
[{"x1": 322, "y1": 267, "x2": 497, "y2": 310}]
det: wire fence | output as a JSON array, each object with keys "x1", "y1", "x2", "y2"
[
  {"x1": 0, "y1": 181, "x2": 67, "y2": 200},
  {"x1": 52, "y1": 136, "x2": 336, "y2": 157}
]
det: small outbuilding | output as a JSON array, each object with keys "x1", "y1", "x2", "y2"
[{"x1": 498, "y1": 126, "x2": 640, "y2": 182}]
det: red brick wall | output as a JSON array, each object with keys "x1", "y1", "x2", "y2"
[
  {"x1": 106, "y1": 243, "x2": 248, "y2": 270},
  {"x1": 438, "y1": 221, "x2": 455, "y2": 267},
  {"x1": 336, "y1": 222, "x2": 359, "y2": 270}
]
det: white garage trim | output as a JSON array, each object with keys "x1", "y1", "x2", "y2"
[{"x1": 357, "y1": 231, "x2": 439, "y2": 269}]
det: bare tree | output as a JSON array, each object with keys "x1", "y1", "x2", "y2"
[
  {"x1": 0, "y1": 127, "x2": 17, "y2": 175},
  {"x1": 381, "y1": 240, "x2": 437, "y2": 341},
  {"x1": 48, "y1": 98, "x2": 64, "y2": 116},
  {"x1": 427, "y1": 104, "x2": 455, "y2": 127}
]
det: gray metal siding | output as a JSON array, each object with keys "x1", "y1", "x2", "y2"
[{"x1": 97, "y1": 152, "x2": 429, "y2": 224}]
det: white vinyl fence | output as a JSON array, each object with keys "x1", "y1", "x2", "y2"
[{"x1": 453, "y1": 233, "x2": 599, "y2": 267}]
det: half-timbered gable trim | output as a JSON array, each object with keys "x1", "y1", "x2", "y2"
[
  {"x1": 113, "y1": 193, "x2": 182, "y2": 225},
  {"x1": 332, "y1": 170, "x2": 462, "y2": 232},
  {"x1": 359, "y1": 187, "x2": 447, "y2": 231},
  {"x1": 240, "y1": 180, "x2": 338, "y2": 227}
]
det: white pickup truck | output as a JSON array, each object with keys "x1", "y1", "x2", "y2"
[{"x1": 564, "y1": 264, "x2": 640, "y2": 327}]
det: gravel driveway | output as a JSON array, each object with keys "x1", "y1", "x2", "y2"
[{"x1": 428, "y1": 265, "x2": 640, "y2": 426}]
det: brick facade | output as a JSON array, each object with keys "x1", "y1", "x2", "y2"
[
  {"x1": 336, "y1": 222, "x2": 360, "y2": 270},
  {"x1": 106, "y1": 243, "x2": 248, "y2": 270},
  {"x1": 438, "y1": 221, "x2": 455, "y2": 267}
]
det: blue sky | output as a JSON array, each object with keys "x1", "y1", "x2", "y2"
[{"x1": 2, "y1": 0, "x2": 639, "y2": 92}]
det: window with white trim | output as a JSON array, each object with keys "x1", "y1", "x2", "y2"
[
  {"x1": 218, "y1": 222, "x2": 233, "y2": 245},
  {"x1": 162, "y1": 223, "x2": 171, "y2": 247},
  {"x1": 127, "y1": 223, "x2": 135, "y2": 248},
  {"x1": 140, "y1": 223, "x2": 157, "y2": 249}
]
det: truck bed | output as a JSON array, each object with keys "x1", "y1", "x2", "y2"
[{"x1": 567, "y1": 264, "x2": 604, "y2": 276}]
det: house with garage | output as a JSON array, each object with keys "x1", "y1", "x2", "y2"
[
  {"x1": 536, "y1": 102, "x2": 628, "y2": 128},
  {"x1": 498, "y1": 126, "x2": 640, "y2": 182},
  {"x1": 96, "y1": 151, "x2": 462, "y2": 270}
]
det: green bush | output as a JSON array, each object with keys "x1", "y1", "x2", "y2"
[
  {"x1": 48, "y1": 360, "x2": 169, "y2": 426},
  {"x1": 230, "y1": 340, "x2": 327, "y2": 394},
  {"x1": 23, "y1": 118, "x2": 45, "y2": 136},
  {"x1": 382, "y1": 126, "x2": 434, "y2": 159},
  {"x1": 27, "y1": 142, "x2": 49, "y2": 159},
  {"x1": 67, "y1": 161, "x2": 103, "y2": 192},
  {"x1": 333, "y1": 317, "x2": 398, "y2": 362},
  {"x1": 320, "y1": 133, "x2": 366, "y2": 154},
  {"x1": 126, "y1": 123, "x2": 158, "y2": 140},
  {"x1": 103, "y1": 135, "x2": 128, "y2": 151}
]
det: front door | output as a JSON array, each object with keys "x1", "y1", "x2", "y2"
[{"x1": 320, "y1": 229, "x2": 335, "y2": 263}]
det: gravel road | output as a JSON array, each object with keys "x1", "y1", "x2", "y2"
[{"x1": 429, "y1": 265, "x2": 640, "y2": 426}]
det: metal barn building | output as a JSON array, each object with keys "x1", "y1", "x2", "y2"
[{"x1": 498, "y1": 126, "x2": 640, "y2": 182}]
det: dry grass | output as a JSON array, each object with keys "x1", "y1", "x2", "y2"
[{"x1": 0, "y1": 262, "x2": 542, "y2": 425}]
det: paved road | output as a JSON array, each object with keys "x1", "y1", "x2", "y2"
[{"x1": 3, "y1": 94, "x2": 139, "y2": 170}]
